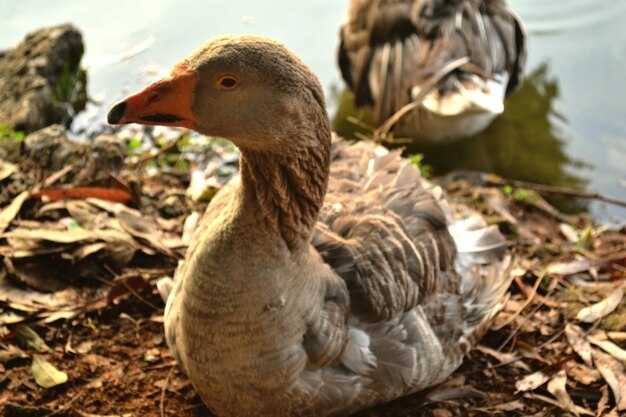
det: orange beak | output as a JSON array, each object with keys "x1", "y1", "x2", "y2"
[{"x1": 107, "y1": 61, "x2": 197, "y2": 128}]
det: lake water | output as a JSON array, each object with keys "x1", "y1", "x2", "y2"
[{"x1": 1, "y1": 0, "x2": 625, "y2": 223}]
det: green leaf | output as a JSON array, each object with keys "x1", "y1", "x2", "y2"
[
  {"x1": 66, "y1": 219, "x2": 83, "y2": 231},
  {"x1": 408, "y1": 153, "x2": 432, "y2": 178},
  {"x1": 0, "y1": 123, "x2": 26, "y2": 141},
  {"x1": 128, "y1": 137, "x2": 142, "y2": 152},
  {"x1": 31, "y1": 355, "x2": 68, "y2": 388},
  {"x1": 16, "y1": 325, "x2": 51, "y2": 353},
  {"x1": 577, "y1": 224, "x2": 594, "y2": 250}
]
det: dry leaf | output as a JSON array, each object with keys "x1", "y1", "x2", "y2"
[
  {"x1": 559, "y1": 223, "x2": 580, "y2": 243},
  {"x1": 589, "y1": 334, "x2": 626, "y2": 367},
  {"x1": 0, "y1": 160, "x2": 17, "y2": 181},
  {"x1": 0, "y1": 344, "x2": 28, "y2": 362},
  {"x1": 31, "y1": 355, "x2": 68, "y2": 388},
  {"x1": 16, "y1": 325, "x2": 51, "y2": 353},
  {"x1": 565, "y1": 361, "x2": 601, "y2": 385},
  {"x1": 3, "y1": 227, "x2": 135, "y2": 244},
  {"x1": 0, "y1": 191, "x2": 29, "y2": 235},
  {"x1": 597, "y1": 385, "x2": 610, "y2": 417},
  {"x1": 477, "y1": 345, "x2": 518, "y2": 364},
  {"x1": 576, "y1": 287, "x2": 624, "y2": 323},
  {"x1": 565, "y1": 324, "x2": 593, "y2": 367},
  {"x1": 516, "y1": 340, "x2": 548, "y2": 363},
  {"x1": 547, "y1": 370, "x2": 587, "y2": 416},
  {"x1": 74, "y1": 410, "x2": 133, "y2": 417},
  {"x1": 592, "y1": 348, "x2": 626, "y2": 410},
  {"x1": 30, "y1": 186, "x2": 133, "y2": 203},
  {"x1": 546, "y1": 259, "x2": 594, "y2": 276},
  {"x1": 523, "y1": 393, "x2": 594, "y2": 416},
  {"x1": 116, "y1": 210, "x2": 174, "y2": 255},
  {"x1": 515, "y1": 369, "x2": 551, "y2": 392}
]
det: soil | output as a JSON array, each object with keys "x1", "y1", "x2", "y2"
[{"x1": 2, "y1": 186, "x2": 625, "y2": 417}]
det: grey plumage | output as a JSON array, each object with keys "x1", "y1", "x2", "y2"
[
  {"x1": 339, "y1": 0, "x2": 527, "y2": 142},
  {"x1": 112, "y1": 35, "x2": 513, "y2": 417}
]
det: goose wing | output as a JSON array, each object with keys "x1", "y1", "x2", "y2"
[{"x1": 339, "y1": 0, "x2": 527, "y2": 122}]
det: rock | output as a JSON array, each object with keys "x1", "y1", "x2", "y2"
[
  {"x1": 0, "y1": 137, "x2": 24, "y2": 164},
  {"x1": 24, "y1": 125, "x2": 128, "y2": 185},
  {"x1": 0, "y1": 24, "x2": 86, "y2": 134}
]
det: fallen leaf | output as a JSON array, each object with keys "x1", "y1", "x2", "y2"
[
  {"x1": 576, "y1": 286, "x2": 624, "y2": 323},
  {"x1": 75, "y1": 410, "x2": 133, "y2": 417},
  {"x1": 523, "y1": 393, "x2": 594, "y2": 416},
  {"x1": 106, "y1": 276, "x2": 152, "y2": 305},
  {"x1": 516, "y1": 340, "x2": 548, "y2": 363},
  {"x1": 3, "y1": 227, "x2": 134, "y2": 244},
  {"x1": 0, "y1": 160, "x2": 17, "y2": 181},
  {"x1": 492, "y1": 400, "x2": 526, "y2": 411},
  {"x1": 116, "y1": 210, "x2": 173, "y2": 255},
  {"x1": 429, "y1": 409, "x2": 453, "y2": 417},
  {"x1": 547, "y1": 370, "x2": 587, "y2": 416},
  {"x1": 597, "y1": 385, "x2": 610, "y2": 417},
  {"x1": 515, "y1": 369, "x2": 551, "y2": 392},
  {"x1": 16, "y1": 325, "x2": 51, "y2": 353},
  {"x1": 577, "y1": 224, "x2": 594, "y2": 250},
  {"x1": 425, "y1": 385, "x2": 485, "y2": 402},
  {"x1": 476, "y1": 345, "x2": 519, "y2": 364},
  {"x1": 559, "y1": 223, "x2": 579, "y2": 243},
  {"x1": 593, "y1": 332, "x2": 626, "y2": 343},
  {"x1": 182, "y1": 211, "x2": 200, "y2": 244},
  {"x1": 0, "y1": 191, "x2": 29, "y2": 235},
  {"x1": 31, "y1": 354, "x2": 68, "y2": 388},
  {"x1": 589, "y1": 334, "x2": 626, "y2": 367},
  {"x1": 546, "y1": 259, "x2": 594, "y2": 276},
  {"x1": 0, "y1": 344, "x2": 28, "y2": 362},
  {"x1": 592, "y1": 348, "x2": 626, "y2": 410},
  {"x1": 565, "y1": 324, "x2": 593, "y2": 367},
  {"x1": 30, "y1": 186, "x2": 133, "y2": 203},
  {"x1": 564, "y1": 361, "x2": 601, "y2": 385},
  {"x1": 144, "y1": 348, "x2": 160, "y2": 362}
]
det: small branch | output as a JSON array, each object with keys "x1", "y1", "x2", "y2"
[
  {"x1": 160, "y1": 365, "x2": 175, "y2": 417},
  {"x1": 485, "y1": 176, "x2": 626, "y2": 208},
  {"x1": 131, "y1": 130, "x2": 189, "y2": 170},
  {"x1": 374, "y1": 57, "x2": 470, "y2": 142}
]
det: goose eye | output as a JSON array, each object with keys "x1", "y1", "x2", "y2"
[{"x1": 217, "y1": 75, "x2": 239, "y2": 90}]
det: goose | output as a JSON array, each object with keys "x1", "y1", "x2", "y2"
[
  {"x1": 338, "y1": 0, "x2": 527, "y2": 143},
  {"x1": 108, "y1": 35, "x2": 512, "y2": 417}
]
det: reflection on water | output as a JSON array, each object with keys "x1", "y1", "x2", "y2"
[{"x1": 333, "y1": 63, "x2": 589, "y2": 212}]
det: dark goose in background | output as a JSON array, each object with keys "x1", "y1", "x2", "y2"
[{"x1": 338, "y1": 0, "x2": 527, "y2": 143}]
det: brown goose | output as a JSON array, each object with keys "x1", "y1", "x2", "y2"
[
  {"x1": 108, "y1": 35, "x2": 512, "y2": 417},
  {"x1": 338, "y1": 0, "x2": 527, "y2": 143}
]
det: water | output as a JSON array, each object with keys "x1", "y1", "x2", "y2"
[{"x1": 1, "y1": 0, "x2": 625, "y2": 222}]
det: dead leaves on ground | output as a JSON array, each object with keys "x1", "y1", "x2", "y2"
[
  {"x1": 481, "y1": 221, "x2": 626, "y2": 415},
  {"x1": 1, "y1": 186, "x2": 186, "y2": 333}
]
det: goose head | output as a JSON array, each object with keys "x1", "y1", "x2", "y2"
[{"x1": 108, "y1": 35, "x2": 330, "y2": 153}]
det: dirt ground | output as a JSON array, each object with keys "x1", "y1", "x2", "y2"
[{"x1": 1, "y1": 149, "x2": 625, "y2": 417}]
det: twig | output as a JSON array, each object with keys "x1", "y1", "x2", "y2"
[
  {"x1": 95, "y1": 270, "x2": 162, "y2": 312},
  {"x1": 160, "y1": 365, "x2": 175, "y2": 417},
  {"x1": 485, "y1": 176, "x2": 626, "y2": 208},
  {"x1": 131, "y1": 130, "x2": 189, "y2": 170},
  {"x1": 374, "y1": 57, "x2": 470, "y2": 142},
  {"x1": 42, "y1": 164, "x2": 74, "y2": 188},
  {"x1": 514, "y1": 275, "x2": 565, "y2": 308},
  {"x1": 496, "y1": 272, "x2": 548, "y2": 351},
  {"x1": 43, "y1": 392, "x2": 83, "y2": 417}
]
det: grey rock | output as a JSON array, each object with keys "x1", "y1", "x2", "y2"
[
  {"x1": 24, "y1": 125, "x2": 128, "y2": 185},
  {"x1": 0, "y1": 24, "x2": 85, "y2": 134}
]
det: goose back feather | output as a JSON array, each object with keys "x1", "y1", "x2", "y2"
[{"x1": 339, "y1": 0, "x2": 527, "y2": 142}]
